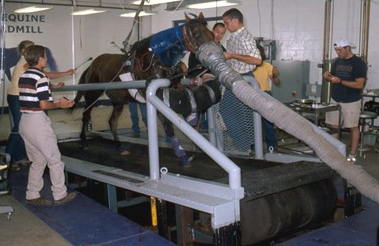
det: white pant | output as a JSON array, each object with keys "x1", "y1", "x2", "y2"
[{"x1": 19, "y1": 112, "x2": 67, "y2": 200}]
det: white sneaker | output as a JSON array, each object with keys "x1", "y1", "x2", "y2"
[{"x1": 347, "y1": 153, "x2": 357, "y2": 162}]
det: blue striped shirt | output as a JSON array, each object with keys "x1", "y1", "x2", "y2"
[
  {"x1": 19, "y1": 68, "x2": 52, "y2": 113},
  {"x1": 226, "y1": 27, "x2": 261, "y2": 73}
]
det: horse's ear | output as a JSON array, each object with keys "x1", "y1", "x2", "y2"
[
  {"x1": 198, "y1": 12, "x2": 205, "y2": 20},
  {"x1": 185, "y1": 12, "x2": 191, "y2": 22}
]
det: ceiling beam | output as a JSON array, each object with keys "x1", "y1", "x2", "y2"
[{"x1": 5, "y1": 0, "x2": 138, "y2": 11}]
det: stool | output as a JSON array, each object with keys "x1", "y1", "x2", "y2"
[{"x1": 357, "y1": 111, "x2": 377, "y2": 157}]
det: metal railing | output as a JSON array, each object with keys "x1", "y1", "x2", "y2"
[{"x1": 56, "y1": 78, "x2": 243, "y2": 191}]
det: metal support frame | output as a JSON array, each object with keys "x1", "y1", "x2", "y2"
[
  {"x1": 106, "y1": 184, "x2": 118, "y2": 212},
  {"x1": 59, "y1": 78, "x2": 244, "y2": 230}
]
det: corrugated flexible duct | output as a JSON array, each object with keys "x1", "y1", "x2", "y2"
[{"x1": 197, "y1": 41, "x2": 379, "y2": 204}]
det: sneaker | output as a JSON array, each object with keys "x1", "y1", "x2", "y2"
[
  {"x1": 26, "y1": 196, "x2": 53, "y2": 206},
  {"x1": 117, "y1": 145, "x2": 130, "y2": 156},
  {"x1": 54, "y1": 192, "x2": 76, "y2": 206},
  {"x1": 179, "y1": 155, "x2": 194, "y2": 168},
  {"x1": 347, "y1": 153, "x2": 357, "y2": 162}
]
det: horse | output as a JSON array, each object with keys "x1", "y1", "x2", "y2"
[{"x1": 73, "y1": 13, "x2": 217, "y2": 166}]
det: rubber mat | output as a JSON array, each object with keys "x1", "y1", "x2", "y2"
[{"x1": 8, "y1": 167, "x2": 174, "y2": 246}]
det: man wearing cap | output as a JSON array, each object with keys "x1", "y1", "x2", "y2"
[{"x1": 323, "y1": 39, "x2": 367, "y2": 162}]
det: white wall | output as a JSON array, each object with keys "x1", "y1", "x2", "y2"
[
  {"x1": 150, "y1": 0, "x2": 379, "y2": 91},
  {"x1": 1, "y1": 3, "x2": 144, "y2": 103}
]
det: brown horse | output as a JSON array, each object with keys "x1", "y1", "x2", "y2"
[{"x1": 73, "y1": 13, "x2": 215, "y2": 166}]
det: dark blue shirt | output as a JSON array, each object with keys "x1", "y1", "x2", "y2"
[{"x1": 330, "y1": 55, "x2": 367, "y2": 103}]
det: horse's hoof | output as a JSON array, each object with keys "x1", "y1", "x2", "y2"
[
  {"x1": 117, "y1": 145, "x2": 130, "y2": 156},
  {"x1": 79, "y1": 142, "x2": 88, "y2": 150},
  {"x1": 179, "y1": 155, "x2": 194, "y2": 168},
  {"x1": 119, "y1": 150, "x2": 130, "y2": 156}
]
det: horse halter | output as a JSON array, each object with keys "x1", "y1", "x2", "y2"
[{"x1": 183, "y1": 25, "x2": 202, "y2": 54}]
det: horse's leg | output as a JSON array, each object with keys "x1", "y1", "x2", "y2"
[
  {"x1": 158, "y1": 114, "x2": 192, "y2": 167},
  {"x1": 109, "y1": 101, "x2": 129, "y2": 155},
  {"x1": 80, "y1": 92, "x2": 101, "y2": 149}
]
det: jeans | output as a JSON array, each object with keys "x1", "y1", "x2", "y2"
[
  {"x1": 263, "y1": 91, "x2": 277, "y2": 150},
  {"x1": 128, "y1": 101, "x2": 147, "y2": 134},
  {"x1": 199, "y1": 111, "x2": 208, "y2": 130},
  {"x1": 6, "y1": 94, "x2": 28, "y2": 162}
]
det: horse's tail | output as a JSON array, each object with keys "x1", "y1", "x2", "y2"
[{"x1": 67, "y1": 67, "x2": 89, "y2": 114}]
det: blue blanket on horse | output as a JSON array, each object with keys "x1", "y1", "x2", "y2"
[{"x1": 150, "y1": 25, "x2": 187, "y2": 67}]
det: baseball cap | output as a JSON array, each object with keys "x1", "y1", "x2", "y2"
[{"x1": 333, "y1": 39, "x2": 353, "y2": 48}]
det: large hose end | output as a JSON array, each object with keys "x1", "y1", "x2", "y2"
[{"x1": 196, "y1": 42, "x2": 245, "y2": 90}]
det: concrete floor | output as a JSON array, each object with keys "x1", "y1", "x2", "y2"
[{"x1": 0, "y1": 195, "x2": 72, "y2": 246}]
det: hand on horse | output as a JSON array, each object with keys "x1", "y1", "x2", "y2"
[
  {"x1": 51, "y1": 82, "x2": 65, "y2": 90},
  {"x1": 66, "y1": 69, "x2": 75, "y2": 76},
  {"x1": 202, "y1": 73, "x2": 216, "y2": 83}
]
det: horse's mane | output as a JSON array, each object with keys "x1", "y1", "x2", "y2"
[{"x1": 130, "y1": 36, "x2": 152, "y2": 54}]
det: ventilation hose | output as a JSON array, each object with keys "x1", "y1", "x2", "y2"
[{"x1": 197, "y1": 41, "x2": 379, "y2": 204}]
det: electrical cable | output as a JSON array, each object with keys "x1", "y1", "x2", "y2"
[{"x1": 172, "y1": 0, "x2": 185, "y2": 12}]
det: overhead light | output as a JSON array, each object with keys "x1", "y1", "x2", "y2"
[
  {"x1": 130, "y1": 0, "x2": 181, "y2": 5},
  {"x1": 14, "y1": 5, "x2": 53, "y2": 13},
  {"x1": 186, "y1": 0, "x2": 239, "y2": 9},
  {"x1": 71, "y1": 9, "x2": 107, "y2": 16},
  {"x1": 120, "y1": 10, "x2": 156, "y2": 17}
]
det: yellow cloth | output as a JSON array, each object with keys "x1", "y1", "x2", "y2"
[
  {"x1": 7, "y1": 56, "x2": 26, "y2": 96},
  {"x1": 253, "y1": 62, "x2": 273, "y2": 91}
]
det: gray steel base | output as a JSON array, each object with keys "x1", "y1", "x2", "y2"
[{"x1": 62, "y1": 155, "x2": 243, "y2": 229}]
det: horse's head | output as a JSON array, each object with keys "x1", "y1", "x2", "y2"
[{"x1": 183, "y1": 12, "x2": 214, "y2": 54}]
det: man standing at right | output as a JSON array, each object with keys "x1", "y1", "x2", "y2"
[{"x1": 324, "y1": 39, "x2": 367, "y2": 162}]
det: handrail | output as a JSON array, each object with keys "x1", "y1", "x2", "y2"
[
  {"x1": 55, "y1": 78, "x2": 243, "y2": 190},
  {"x1": 57, "y1": 80, "x2": 147, "y2": 91},
  {"x1": 146, "y1": 79, "x2": 242, "y2": 190}
]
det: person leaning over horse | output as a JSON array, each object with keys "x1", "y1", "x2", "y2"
[
  {"x1": 18, "y1": 45, "x2": 76, "y2": 206},
  {"x1": 323, "y1": 39, "x2": 367, "y2": 163}
]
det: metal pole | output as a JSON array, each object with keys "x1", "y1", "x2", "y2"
[
  {"x1": 321, "y1": 0, "x2": 333, "y2": 104},
  {"x1": 362, "y1": 0, "x2": 370, "y2": 62},
  {"x1": 207, "y1": 106, "x2": 217, "y2": 147},
  {"x1": 0, "y1": 0, "x2": 6, "y2": 129},
  {"x1": 146, "y1": 79, "x2": 170, "y2": 181},
  {"x1": 147, "y1": 79, "x2": 242, "y2": 190},
  {"x1": 243, "y1": 76, "x2": 264, "y2": 160},
  {"x1": 54, "y1": 80, "x2": 147, "y2": 92}
]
